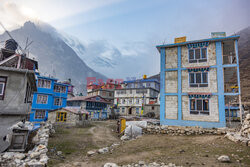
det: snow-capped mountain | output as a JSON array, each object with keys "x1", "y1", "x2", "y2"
[{"x1": 0, "y1": 21, "x2": 106, "y2": 94}]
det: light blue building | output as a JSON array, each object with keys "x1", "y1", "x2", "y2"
[
  {"x1": 29, "y1": 73, "x2": 68, "y2": 124},
  {"x1": 157, "y1": 35, "x2": 241, "y2": 128}
]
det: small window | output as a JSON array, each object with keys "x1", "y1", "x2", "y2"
[
  {"x1": 38, "y1": 79, "x2": 51, "y2": 88},
  {"x1": 35, "y1": 110, "x2": 46, "y2": 119},
  {"x1": 189, "y1": 47, "x2": 207, "y2": 63},
  {"x1": 189, "y1": 72, "x2": 208, "y2": 87},
  {"x1": 37, "y1": 95, "x2": 48, "y2": 104},
  {"x1": 195, "y1": 49, "x2": 201, "y2": 59},
  {"x1": 201, "y1": 48, "x2": 207, "y2": 59},
  {"x1": 189, "y1": 50, "x2": 194, "y2": 60},
  {"x1": 152, "y1": 106, "x2": 154, "y2": 110},
  {"x1": 190, "y1": 99, "x2": 209, "y2": 115},
  {"x1": 0, "y1": 76, "x2": 7, "y2": 100},
  {"x1": 54, "y1": 98, "x2": 62, "y2": 106},
  {"x1": 122, "y1": 108, "x2": 125, "y2": 113},
  {"x1": 136, "y1": 108, "x2": 139, "y2": 114},
  {"x1": 56, "y1": 112, "x2": 67, "y2": 122}
]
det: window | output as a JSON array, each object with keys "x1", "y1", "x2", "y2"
[
  {"x1": 146, "y1": 83, "x2": 151, "y2": 87},
  {"x1": 189, "y1": 48, "x2": 207, "y2": 63},
  {"x1": 130, "y1": 89, "x2": 132, "y2": 94},
  {"x1": 129, "y1": 99, "x2": 132, "y2": 104},
  {"x1": 37, "y1": 95, "x2": 48, "y2": 104},
  {"x1": 122, "y1": 108, "x2": 125, "y2": 113},
  {"x1": 24, "y1": 83, "x2": 32, "y2": 103},
  {"x1": 54, "y1": 98, "x2": 62, "y2": 106},
  {"x1": 190, "y1": 99, "x2": 209, "y2": 115},
  {"x1": 152, "y1": 106, "x2": 155, "y2": 110},
  {"x1": 189, "y1": 72, "x2": 208, "y2": 87},
  {"x1": 0, "y1": 76, "x2": 7, "y2": 100},
  {"x1": 38, "y1": 79, "x2": 51, "y2": 88},
  {"x1": 35, "y1": 110, "x2": 46, "y2": 119},
  {"x1": 136, "y1": 99, "x2": 139, "y2": 104},
  {"x1": 56, "y1": 112, "x2": 67, "y2": 122},
  {"x1": 54, "y1": 85, "x2": 66, "y2": 93},
  {"x1": 136, "y1": 89, "x2": 147, "y2": 94}
]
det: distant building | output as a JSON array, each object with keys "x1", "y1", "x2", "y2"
[
  {"x1": 61, "y1": 79, "x2": 74, "y2": 98},
  {"x1": 114, "y1": 78, "x2": 160, "y2": 116},
  {"x1": 29, "y1": 73, "x2": 68, "y2": 124},
  {"x1": 67, "y1": 95, "x2": 111, "y2": 119},
  {"x1": 157, "y1": 35, "x2": 241, "y2": 128}
]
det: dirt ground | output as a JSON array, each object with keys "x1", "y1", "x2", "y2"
[{"x1": 47, "y1": 121, "x2": 250, "y2": 167}]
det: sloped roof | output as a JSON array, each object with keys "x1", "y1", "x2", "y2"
[{"x1": 67, "y1": 95, "x2": 111, "y2": 103}]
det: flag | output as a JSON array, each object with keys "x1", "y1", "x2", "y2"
[{"x1": 141, "y1": 105, "x2": 144, "y2": 115}]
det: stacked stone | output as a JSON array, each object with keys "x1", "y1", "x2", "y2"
[
  {"x1": 0, "y1": 122, "x2": 54, "y2": 167},
  {"x1": 143, "y1": 125, "x2": 227, "y2": 136},
  {"x1": 104, "y1": 161, "x2": 181, "y2": 167},
  {"x1": 225, "y1": 114, "x2": 250, "y2": 146}
]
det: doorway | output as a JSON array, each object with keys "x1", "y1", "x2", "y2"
[{"x1": 128, "y1": 108, "x2": 132, "y2": 115}]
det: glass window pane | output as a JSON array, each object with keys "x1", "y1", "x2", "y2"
[
  {"x1": 189, "y1": 49, "x2": 194, "y2": 60},
  {"x1": 202, "y1": 48, "x2": 207, "y2": 58},
  {"x1": 196, "y1": 73, "x2": 201, "y2": 83},
  {"x1": 203, "y1": 99, "x2": 209, "y2": 110},
  {"x1": 202, "y1": 73, "x2": 208, "y2": 83},
  {"x1": 190, "y1": 73, "x2": 195, "y2": 83},
  {"x1": 190, "y1": 99, "x2": 196, "y2": 110},
  {"x1": 195, "y1": 49, "x2": 201, "y2": 59},
  {"x1": 197, "y1": 100, "x2": 202, "y2": 110}
]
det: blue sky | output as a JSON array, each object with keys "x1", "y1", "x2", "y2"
[{"x1": 0, "y1": 0, "x2": 249, "y2": 79}]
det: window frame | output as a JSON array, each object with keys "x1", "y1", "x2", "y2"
[
  {"x1": 189, "y1": 72, "x2": 209, "y2": 87},
  {"x1": 54, "y1": 97, "x2": 62, "y2": 106},
  {"x1": 0, "y1": 76, "x2": 7, "y2": 100},
  {"x1": 37, "y1": 95, "x2": 48, "y2": 104},
  {"x1": 189, "y1": 98, "x2": 209, "y2": 115},
  {"x1": 38, "y1": 79, "x2": 51, "y2": 89},
  {"x1": 188, "y1": 47, "x2": 208, "y2": 63},
  {"x1": 35, "y1": 110, "x2": 46, "y2": 119}
]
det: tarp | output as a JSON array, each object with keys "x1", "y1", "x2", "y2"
[
  {"x1": 126, "y1": 121, "x2": 147, "y2": 129},
  {"x1": 124, "y1": 124, "x2": 142, "y2": 139}
]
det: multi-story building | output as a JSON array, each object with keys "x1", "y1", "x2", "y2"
[
  {"x1": 157, "y1": 34, "x2": 241, "y2": 128},
  {"x1": 67, "y1": 95, "x2": 111, "y2": 119},
  {"x1": 29, "y1": 73, "x2": 68, "y2": 123},
  {"x1": 114, "y1": 78, "x2": 160, "y2": 115},
  {"x1": 87, "y1": 81, "x2": 122, "y2": 103}
]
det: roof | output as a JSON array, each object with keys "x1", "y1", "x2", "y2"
[
  {"x1": 156, "y1": 35, "x2": 240, "y2": 51},
  {"x1": 64, "y1": 107, "x2": 89, "y2": 114},
  {"x1": 123, "y1": 78, "x2": 159, "y2": 84},
  {"x1": 37, "y1": 75, "x2": 58, "y2": 81},
  {"x1": 67, "y1": 95, "x2": 111, "y2": 103}
]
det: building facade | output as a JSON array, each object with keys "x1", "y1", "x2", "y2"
[
  {"x1": 67, "y1": 95, "x2": 111, "y2": 119},
  {"x1": 157, "y1": 35, "x2": 241, "y2": 128},
  {"x1": 29, "y1": 74, "x2": 68, "y2": 123},
  {"x1": 114, "y1": 78, "x2": 160, "y2": 116}
]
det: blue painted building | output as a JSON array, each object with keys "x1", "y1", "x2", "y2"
[
  {"x1": 157, "y1": 35, "x2": 241, "y2": 128},
  {"x1": 29, "y1": 73, "x2": 68, "y2": 123}
]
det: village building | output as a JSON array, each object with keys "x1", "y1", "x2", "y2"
[
  {"x1": 114, "y1": 77, "x2": 160, "y2": 116},
  {"x1": 29, "y1": 73, "x2": 69, "y2": 124},
  {"x1": 0, "y1": 39, "x2": 38, "y2": 152},
  {"x1": 87, "y1": 81, "x2": 122, "y2": 103},
  {"x1": 67, "y1": 95, "x2": 111, "y2": 119},
  {"x1": 61, "y1": 79, "x2": 75, "y2": 98},
  {"x1": 48, "y1": 107, "x2": 89, "y2": 126},
  {"x1": 156, "y1": 34, "x2": 241, "y2": 128}
]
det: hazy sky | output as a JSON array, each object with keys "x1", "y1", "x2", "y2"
[{"x1": 0, "y1": 0, "x2": 249, "y2": 79}]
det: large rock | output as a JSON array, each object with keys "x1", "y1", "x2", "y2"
[
  {"x1": 218, "y1": 155, "x2": 231, "y2": 163},
  {"x1": 104, "y1": 163, "x2": 118, "y2": 167}
]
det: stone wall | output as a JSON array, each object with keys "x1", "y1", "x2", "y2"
[
  {"x1": 143, "y1": 125, "x2": 227, "y2": 136},
  {"x1": 48, "y1": 111, "x2": 79, "y2": 126},
  {"x1": 0, "y1": 122, "x2": 54, "y2": 167},
  {"x1": 165, "y1": 71, "x2": 178, "y2": 93},
  {"x1": 165, "y1": 47, "x2": 178, "y2": 69},
  {"x1": 182, "y1": 95, "x2": 219, "y2": 122},
  {"x1": 165, "y1": 96, "x2": 178, "y2": 120}
]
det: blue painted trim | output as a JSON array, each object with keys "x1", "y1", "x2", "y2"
[
  {"x1": 235, "y1": 40, "x2": 241, "y2": 95},
  {"x1": 156, "y1": 35, "x2": 240, "y2": 49},
  {"x1": 165, "y1": 93, "x2": 178, "y2": 96},
  {"x1": 165, "y1": 68, "x2": 178, "y2": 71},
  {"x1": 224, "y1": 93, "x2": 239, "y2": 96},
  {"x1": 160, "y1": 48, "x2": 166, "y2": 123},
  {"x1": 177, "y1": 46, "x2": 182, "y2": 120},
  {"x1": 215, "y1": 41, "x2": 226, "y2": 127},
  {"x1": 160, "y1": 119, "x2": 225, "y2": 128},
  {"x1": 222, "y1": 64, "x2": 237, "y2": 68}
]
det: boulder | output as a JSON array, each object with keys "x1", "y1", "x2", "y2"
[
  {"x1": 218, "y1": 155, "x2": 231, "y2": 163},
  {"x1": 104, "y1": 163, "x2": 118, "y2": 167}
]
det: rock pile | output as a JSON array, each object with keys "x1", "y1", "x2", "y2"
[
  {"x1": 0, "y1": 122, "x2": 54, "y2": 167},
  {"x1": 143, "y1": 125, "x2": 228, "y2": 136},
  {"x1": 87, "y1": 143, "x2": 121, "y2": 156},
  {"x1": 104, "y1": 161, "x2": 181, "y2": 167},
  {"x1": 225, "y1": 114, "x2": 250, "y2": 146}
]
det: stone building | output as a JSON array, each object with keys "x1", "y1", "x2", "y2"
[
  {"x1": 114, "y1": 78, "x2": 160, "y2": 116},
  {"x1": 157, "y1": 34, "x2": 241, "y2": 128}
]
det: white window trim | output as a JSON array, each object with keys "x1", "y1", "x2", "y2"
[
  {"x1": 188, "y1": 71, "x2": 209, "y2": 87},
  {"x1": 37, "y1": 95, "x2": 48, "y2": 104},
  {"x1": 0, "y1": 82, "x2": 5, "y2": 95}
]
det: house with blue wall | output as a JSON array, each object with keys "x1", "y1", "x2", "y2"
[
  {"x1": 29, "y1": 73, "x2": 68, "y2": 124},
  {"x1": 156, "y1": 34, "x2": 241, "y2": 128}
]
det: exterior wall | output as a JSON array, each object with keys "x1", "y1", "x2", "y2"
[
  {"x1": 48, "y1": 110, "x2": 78, "y2": 125},
  {"x1": 182, "y1": 95, "x2": 219, "y2": 122},
  {"x1": 181, "y1": 43, "x2": 217, "y2": 68},
  {"x1": 165, "y1": 71, "x2": 178, "y2": 93},
  {"x1": 182, "y1": 68, "x2": 218, "y2": 93},
  {"x1": 0, "y1": 70, "x2": 30, "y2": 114},
  {"x1": 165, "y1": 47, "x2": 178, "y2": 69},
  {"x1": 165, "y1": 96, "x2": 178, "y2": 119},
  {"x1": 144, "y1": 105, "x2": 160, "y2": 118}
]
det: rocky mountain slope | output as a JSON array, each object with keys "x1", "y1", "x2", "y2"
[{"x1": 0, "y1": 21, "x2": 106, "y2": 94}]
